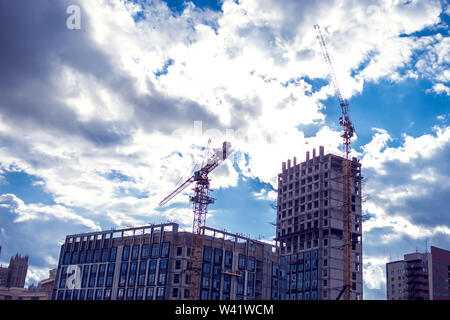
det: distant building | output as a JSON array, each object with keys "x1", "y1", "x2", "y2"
[
  {"x1": 7, "y1": 254, "x2": 29, "y2": 288},
  {"x1": 0, "y1": 253, "x2": 29, "y2": 288},
  {"x1": 386, "y1": 246, "x2": 450, "y2": 300},
  {"x1": 53, "y1": 223, "x2": 283, "y2": 300},
  {"x1": 27, "y1": 268, "x2": 56, "y2": 300}
]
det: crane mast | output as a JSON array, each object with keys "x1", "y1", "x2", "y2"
[
  {"x1": 314, "y1": 24, "x2": 354, "y2": 300},
  {"x1": 159, "y1": 141, "x2": 233, "y2": 299}
]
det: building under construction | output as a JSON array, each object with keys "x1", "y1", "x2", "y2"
[
  {"x1": 276, "y1": 146, "x2": 363, "y2": 300},
  {"x1": 52, "y1": 223, "x2": 283, "y2": 300}
]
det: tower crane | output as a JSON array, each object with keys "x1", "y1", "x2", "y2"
[
  {"x1": 159, "y1": 141, "x2": 234, "y2": 299},
  {"x1": 314, "y1": 24, "x2": 355, "y2": 300}
]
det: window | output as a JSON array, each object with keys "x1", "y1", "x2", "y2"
[
  {"x1": 86, "y1": 289, "x2": 94, "y2": 300},
  {"x1": 212, "y1": 292, "x2": 220, "y2": 300},
  {"x1": 136, "y1": 287, "x2": 144, "y2": 300},
  {"x1": 131, "y1": 245, "x2": 140, "y2": 260},
  {"x1": 161, "y1": 242, "x2": 170, "y2": 258},
  {"x1": 151, "y1": 244, "x2": 159, "y2": 258},
  {"x1": 156, "y1": 287, "x2": 165, "y2": 300},
  {"x1": 128, "y1": 261, "x2": 137, "y2": 286},
  {"x1": 59, "y1": 266, "x2": 67, "y2": 289},
  {"x1": 105, "y1": 263, "x2": 114, "y2": 287},
  {"x1": 214, "y1": 248, "x2": 223, "y2": 265},
  {"x1": 176, "y1": 246, "x2": 183, "y2": 256},
  {"x1": 223, "y1": 275, "x2": 231, "y2": 293},
  {"x1": 158, "y1": 260, "x2": 168, "y2": 285},
  {"x1": 247, "y1": 273, "x2": 255, "y2": 296},
  {"x1": 203, "y1": 262, "x2": 211, "y2": 275},
  {"x1": 172, "y1": 288, "x2": 179, "y2": 298},
  {"x1": 237, "y1": 273, "x2": 245, "y2": 295},
  {"x1": 248, "y1": 257, "x2": 255, "y2": 272},
  {"x1": 81, "y1": 265, "x2": 89, "y2": 288},
  {"x1": 138, "y1": 261, "x2": 147, "y2": 286},
  {"x1": 213, "y1": 277, "x2": 221, "y2": 291},
  {"x1": 238, "y1": 254, "x2": 246, "y2": 270},
  {"x1": 119, "y1": 262, "x2": 128, "y2": 287},
  {"x1": 146, "y1": 287, "x2": 154, "y2": 300},
  {"x1": 202, "y1": 263, "x2": 211, "y2": 289},
  {"x1": 101, "y1": 249, "x2": 108, "y2": 262},
  {"x1": 202, "y1": 275, "x2": 210, "y2": 289},
  {"x1": 63, "y1": 252, "x2": 70, "y2": 265},
  {"x1": 147, "y1": 260, "x2": 157, "y2": 286},
  {"x1": 175, "y1": 260, "x2": 181, "y2": 270},
  {"x1": 203, "y1": 246, "x2": 212, "y2": 262},
  {"x1": 109, "y1": 247, "x2": 117, "y2": 262},
  {"x1": 57, "y1": 290, "x2": 64, "y2": 300},
  {"x1": 65, "y1": 290, "x2": 72, "y2": 301},
  {"x1": 103, "y1": 289, "x2": 111, "y2": 300},
  {"x1": 93, "y1": 249, "x2": 101, "y2": 263},
  {"x1": 126, "y1": 288, "x2": 134, "y2": 300},
  {"x1": 95, "y1": 289, "x2": 103, "y2": 300},
  {"x1": 89, "y1": 264, "x2": 97, "y2": 287},
  {"x1": 141, "y1": 244, "x2": 150, "y2": 259},
  {"x1": 71, "y1": 252, "x2": 78, "y2": 265},
  {"x1": 122, "y1": 246, "x2": 130, "y2": 261},
  {"x1": 201, "y1": 290, "x2": 209, "y2": 300},
  {"x1": 78, "y1": 251, "x2": 86, "y2": 264},
  {"x1": 174, "y1": 273, "x2": 180, "y2": 284},
  {"x1": 97, "y1": 264, "x2": 106, "y2": 287}
]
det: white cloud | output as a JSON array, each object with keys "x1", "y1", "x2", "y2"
[
  {"x1": 252, "y1": 188, "x2": 277, "y2": 201},
  {"x1": 26, "y1": 265, "x2": 50, "y2": 287},
  {"x1": 0, "y1": 193, "x2": 101, "y2": 231},
  {"x1": 363, "y1": 256, "x2": 388, "y2": 290},
  {"x1": 0, "y1": 0, "x2": 444, "y2": 223},
  {"x1": 428, "y1": 83, "x2": 450, "y2": 95},
  {"x1": 361, "y1": 126, "x2": 450, "y2": 240}
]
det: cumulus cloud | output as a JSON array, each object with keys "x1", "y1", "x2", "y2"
[
  {"x1": 0, "y1": 193, "x2": 100, "y2": 230},
  {"x1": 362, "y1": 126, "x2": 450, "y2": 233},
  {"x1": 363, "y1": 256, "x2": 388, "y2": 290},
  {"x1": 428, "y1": 83, "x2": 450, "y2": 95}
]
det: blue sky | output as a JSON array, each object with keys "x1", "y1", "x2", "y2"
[{"x1": 0, "y1": 0, "x2": 449, "y2": 300}]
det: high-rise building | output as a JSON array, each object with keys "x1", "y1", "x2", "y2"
[
  {"x1": 7, "y1": 254, "x2": 29, "y2": 288},
  {"x1": 276, "y1": 146, "x2": 363, "y2": 300},
  {"x1": 386, "y1": 246, "x2": 450, "y2": 300},
  {"x1": 53, "y1": 222, "x2": 283, "y2": 300}
]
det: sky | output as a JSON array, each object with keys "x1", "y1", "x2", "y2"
[{"x1": 0, "y1": 0, "x2": 449, "y2": 300}]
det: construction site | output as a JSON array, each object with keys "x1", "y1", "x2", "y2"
[{"x1": 52, "y1": 25, "x2": 364, "y2": 300}]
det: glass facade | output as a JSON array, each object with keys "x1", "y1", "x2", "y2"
[
  {"x1": 54, "y1": 224, "x2": 281, "y2": 300},
  {"x1": 280, "y1": 250, "x2": 318, "y2": 300}
]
